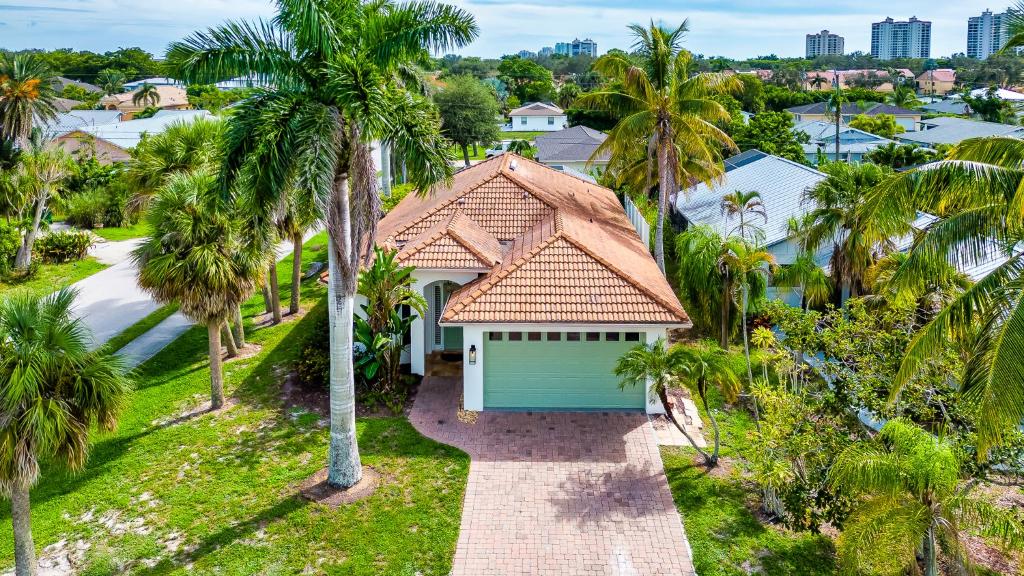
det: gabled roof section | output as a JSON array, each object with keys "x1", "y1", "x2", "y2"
[
  {"x1": 786, "y1": 102, "x2": 918, "y2": 116},
  {"x1": 535, "y1": 126, "x2": 610, "y2": 164},
  {"x1": 509, "y1": 102, "x2": 564, "y2": 116},
  {"x1": 396, "y1": 210, "x2": 504, "y2": 270}
]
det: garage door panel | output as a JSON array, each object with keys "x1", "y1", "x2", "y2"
[{"x1": 483, "y1": 333, "x2": 645, "y2": 410}]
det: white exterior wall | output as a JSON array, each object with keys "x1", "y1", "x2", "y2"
[
  {"x1": 409, "y1": 270, "x2": 482, "y2": 376},
  {"x1": 510, "y1": 114, "x2": 568, "y2": 131},
  {"x1": 453, "y1": 323, "x2": 675, "y2": 414}
]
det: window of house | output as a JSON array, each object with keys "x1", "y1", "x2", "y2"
[
  {"x1": 527, "y1": 332, "x2": 542, "y2": 341},
  {"x1": 520, "y1": 116, "x2": 527, "y2": 125},
  {"x1": 508, "y1": 332, "x2": 523, "y2": 341},
  {"x1": 488, "y1": 332, "x2": 503, "y2": 341},
  {"x1": 547, "y1": 332, "x2": 562, "y2": 341},
  {"x1": 625, "y1": 332, "x2": 641, "y2": 342},
  {"x1": 566, "y1": 332, "x2": 581, "y2": 341},
  {"x1": 547, "y1": 116, "x2": 554, "y2": 125},
  {"x1": 605, "y1": 332, "x2": 620, "y2": 341},
  {"x1": 586, "y1": 332, "x2": 601, "y2": 342}
]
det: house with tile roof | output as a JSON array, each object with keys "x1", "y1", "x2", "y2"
[
  {"x1": 534, "y1": 125, "x2": 610, "y2": 173},
  {"x1": 786, "y1": 101, "x2": 922, "y2": 132},
  {"x1": 916, "y1": 69, "x2": 956, "y2": 95},
  {"x1": 506, "y1": 102, "x2": 566, "y2": 132},
  {"x1": 99, "y1": 85, "x2": 190, "y2": 120},
  {"x1": 372, "y1": 153, "x2": 688, "y2": 412}
]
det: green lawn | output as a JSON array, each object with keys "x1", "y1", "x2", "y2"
[
  {"x1": 663, "y1": 347, "x2": 837, "y2": 575},
  {"x1": 501, "y1": 130, "x2": 546, "y2": 140},
  {"x1": 448, "y1": 144, "x2": 488, "y2": 162},
  {"x1": 0, "y1": 233, "x2": 470, "y2": 575},
  {"x1": 90, "y1": 221, "x2": 152, "y2": 242},
  {"x1": 0, "y1": 257, "x2": 108, "y2": 299}
]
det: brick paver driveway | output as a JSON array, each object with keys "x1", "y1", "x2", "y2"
[{"x1": 410, "y1": 376, "x2": 695, "y2": 576}]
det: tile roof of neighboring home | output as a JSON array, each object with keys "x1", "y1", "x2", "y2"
[
  {"x1": 916, "y1": 68, "x2": 956, "y2": 83},
  {"x1": 534, "y1": 126, "x2": 610, "y2": 164},
  {"x1": 508, "y1": 102, "x2": 564, "y2": 116},
  {"x1": 786, "y1": 102, "x2": 919, "y2": 116},
  {"x1": 99, "y1": 86, "x2": 189, "y2": 109},
  {"x1": 376, "y1": 153, "x2": 688, "y2": 325},
  {"x1": 897, "y1": 116, "x2": 1024, "y2": 146},
  {"x1": 51, "y1": 77, "x2": 103, "y2": 94},
  {"x1": 675, "y1": 150, "x2": 827, "y2": 248}
]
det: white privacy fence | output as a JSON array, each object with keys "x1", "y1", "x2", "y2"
[{"x1": 623, "y1": 195, "x2": 651, "y2": 247}]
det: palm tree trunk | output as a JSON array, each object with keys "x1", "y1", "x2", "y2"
[
  {"x1": 290, "y1": 231, "x2": 303, "y2": 315},
  {"x1": 741, "y1": 284, "x2": 761, "y2": 431},
  {"x1": 720, "y1": 277, "x2": 731, "y2": 350},
  {"x1": 11, "y1": 483, "x2": 37, "y2": 576},
  {"x1": 701, "y1": 394, "x2": 721, "y2": 465},
  {"x1": 461, "y1": 144, "x2": 471, "y2": 167},
  {"x1": 268, "y1": 264, "x2": 282, "y2": 324},
  {"x1": 380, "y1": 141, "x2": 392, "y2": 198},
  {"x1": 654, "y1": 138, "x2": 670, "y2": 273},
  {"x1": 232, "y1": 306, "x2": 245, "y2": 348},
  {"x1": 657, "y1": 387, "x2": 713, "y2": 465},
  {"x1": 262, "y1": 284, "x2": 272, "y2": 314},
  {"x1": 14, "y1": 195, "x2": 47, "y2": 271},
  {"x1": 207, "y1": 321, "x2": 224, "y2": 410},
  {"x1": 222, "y1": 322, "x2": 238, "y2": 357},
  {"x1": 923, "y1": 526, "x2": 938, "y2": 576},
  {"x1": 326, "y1": 175, "x2": 362, "y2": 489}
]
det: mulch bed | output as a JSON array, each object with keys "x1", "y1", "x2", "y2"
[{"x1": 298, "y1": 466, "x2": 380, "y2": 507}]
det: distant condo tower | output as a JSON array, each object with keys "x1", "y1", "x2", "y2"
[
  {"x1": 554, "y1": 38, "x2": 598, "y2": 57},
  {"x1": 871, "y1": 16, "x2": 931, "y2": 60},
  {"x1": 806, "y1": 30, "x2": 845, "y2": 58},
  {"x1": 968, "y1": 9, "x2": 1017, "y2": 59}
]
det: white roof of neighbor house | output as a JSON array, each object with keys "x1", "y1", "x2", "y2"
[
  {"x1": 509, "y1": 102, "x2": 564, "y2": 116},
  {"x1": 72, "y1": 109, "x2": 213, "y2": 150},
  {"x1": 794, "y1": 120, "x2": 898, "y2": 155},
  {"x1": 674, "y1": 150, "x2": 827, "y2": 248},
  {"x1": 39, "y1": 110, "x2": 124, "y2": 141},
  {"x1": 970, "y1": 87, "x2": 1024, "y2": 101},
  {"x1": 123, "y1": 77, "x2": 184, "y2": 90},
  {"x1": 898, "y1": 116, "x2": 1024, "y2": 146}
]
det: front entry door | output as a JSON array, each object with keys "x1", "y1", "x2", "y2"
[{"x1": 431, "y1": 282, "x2": 463, "y2": 352}]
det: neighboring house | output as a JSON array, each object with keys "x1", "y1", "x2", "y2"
[
  {"x1": 122, "y1": 77, "x2": 185, "y2": 91},
  {"x1": 507, "y1": 102, "x2": 567, "y2": 132},
  {"x1": 916, "y1": 69, "x2": 956, "y2": 95},
  {"x1": 99, "y1": 86, "x2": 190, "y2": 119},
  {"x1": 793, "y1": 120, "x2": 900, "y2": 163},
  {"x1": 39, "y1": 110, "x2": 123, "y2": 141},
  {"x1": 51, "y1": 77, "x2": 103, "y2": 95},
  {"x1": 919, "y1": 98, "x2": 972, "y2": 115},
  {"x1": 371, "y1": 153, "x2": 689, "y2": 412},
  {"x1": 53, "y1": 110, "x2": 213, "y2": 164},
  {"x1": 969, "y1": 87, "x2": 1024, "y2": 101},
  {"x1": 803, "y1": 69, "x2": 915, "y2": 92},
  {"x1": 786, "y1": 102, "x2": 922, "y2": 131},
  {"x1": 898, "y1": 116, "x2": 1024, "y2": 147},
  {"x1": 533, "y1": 125, "x2": 610, "y2": 173},
  {"x1": 54, "y1": 98, "x2": 84, "y2": 113}
]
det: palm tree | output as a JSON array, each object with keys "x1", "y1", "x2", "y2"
[
  {"x1": 615, "y1": 338, "x2": 715, "y2": 465},
  {"x1": 773, "y1": 215, "x2": 831, "y2": 311},
  {"x1": 133, "y1": 169, "x2": 263, "y2": 410},
  {"x1": 95, "y1": 69, "x2": 126, "y2": 95},
  {"x1": 12, "y1": 140, "x2": 75, "y2": 271},
  {"x1": 887, "y1": 85, "x2": 921, "y2": 109},
  {"x1": 577, "y1": 22, "x2": 737, "y2": 272},
  {"x1": 126, "y1": 116, "x2": 224, "y2": 213},
  {"x1": 131, "y1": 82, "x2": 160, "y2": 108},
  {"x1": 0, "y1": 288, "x2": 131, "y2": 576},
  {"x1": 823, "y1": 74, "x2": 846, "y2": 161},
  {"x1": 556, "y1": 82, "x2": 581, "y2": 109},
  {"x1": 829, "y1": 419, "x2": 1024, "y2": 576},
  {"x1": 720, "y1": 190, "x2": 767, "y2": 243},
  {"x1": 675, "y1": 225, "x2": 736, "y2": 348},
  {"x1": 1001, "y1": 2, "x2": 1024, "y2": 54},
  {"x1": 0, "y1": 53, "x2": 59, "y2": 146},
  {"x1": 865, "y1": 251, "x2": 971, "y2": 325},
  {"x1": 166, "y1": 0, "x2": 476, "y2": 488},
  {"x1": 863, "y1": 142, "x2": 938, "y2": 170},
  {"x1": 676, "y1": 343, "x2": 739, "y2": 465},
  {"x1": 804, "y1": 161, "x2": 893, "y2": 300},
  {"x1": 860, "y1": 136, "x2": 1024, "y2": 452},
  {"x1": 807, "y1": 74, "x2": 828, "y2": 91}
]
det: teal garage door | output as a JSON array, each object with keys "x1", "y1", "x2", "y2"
[{"x1": 483, "y1": 331, "x2": 646, "y2": 410}]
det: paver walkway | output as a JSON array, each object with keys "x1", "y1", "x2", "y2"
[{"x1": 410, "y1": 376, "x2": 695, "y2": 576}]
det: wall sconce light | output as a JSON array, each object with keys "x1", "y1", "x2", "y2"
[{"x1": 468, "y1": 345, "x2": 477, "y2": 365}]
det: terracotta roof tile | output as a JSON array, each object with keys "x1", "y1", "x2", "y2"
[{"x1": 394, "y1": 210, "x2": 504, "y2": 269}]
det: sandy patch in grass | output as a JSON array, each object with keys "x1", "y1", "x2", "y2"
[{"x1": 298, "y1": 466, "x2": 379, "y2": 507}]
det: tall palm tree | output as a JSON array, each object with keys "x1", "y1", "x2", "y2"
[
  {"x1": 829, "y1": 419, "x2": 1024, "y2": 576},
  {"x1": 720, "y1": 190, "x2": 767, "y2": 243},
  {"x1": 675, "y1": 224, "x2": 736, "y2": 348},
  {"x1": 126, "y1": 116, "x2": 224, "y2": 213},
  {"x1": 0, "y1": 288, "x2": 131, "y2": 576},
  {"x1": 615, "y1": 338, "x2": 715, "y2": 465},
  {"x1": 0, "y1": 53, "x2": 59, "y2": 146},
  {"x1": 823, "y1": 74, "x2": 846, "y2": 161},
  {"x1": 12, "y1": 140, "x2": 75, "y2": 271},
  {"x1": 95, "y1": 69, "x2": 126, "y2": 95},
  {"x1": 577, "y1": 22, "x2": 737, "y2": 272},
  {"x1": 133, "y1": 169, "x2": 263, "y2": 410},
  {"x1": 132, "y1": 82, "x2": 160, "y2": 108},
  {"x1": 807, "y1": 74, "x2": 828, "y2": 91},
  {"x1": 166, "y1": 0, "x2": 477, "y2": 488},
  {"x1": 887, "y1": 85, "x2": 921, "y2": 109},
  {"x1": 676, "y1": 343, "x2": 739, "y2": 465},
  {"x1": 773, "y1": 215, "x2": 831, "y2": 311},
  {"x1": 804, "y1": 161, "x2": 893, "y2": 300},
  {"x1": 860, "y1": 136, "x2": 1024, "y2": 453}
]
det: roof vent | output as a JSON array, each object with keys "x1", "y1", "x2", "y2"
[
  {"x1": 457, "y1": 198, "x2": 466, "y2": 207},
  {"x1": 509, "y1": 159, "x2": 518, "y2": 171}
]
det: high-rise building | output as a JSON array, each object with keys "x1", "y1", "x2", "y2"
[
  {"x1": 555, "y1": 42, "x2": 571, "y2": 56},
  {"x1": 552, "y1": 38, "x2": 598, "y2": 58},
  {"x1": 539, "y1": 46, "x2": 554, "y2": 57},
  {"x1": 968, "y1": 9, "x2": 1016, "y2": 59},
  {"x1": 871, "y1": 16, "x2": 932, "y2": 60},
  {"x1": 805, "y1": 30, "x2": 845, "y2": 58}
]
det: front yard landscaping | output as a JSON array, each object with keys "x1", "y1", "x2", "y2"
[
  {"x1": 0, "y1": 234, "x2": 470, "y2": 575},
  {"x1": 0, "y1": 257, "x2": 107, "y2": 299},
  {"x1": 90, "y1": 221, "x2": 152, "y2": 242}
]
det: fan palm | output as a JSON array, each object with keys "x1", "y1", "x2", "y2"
[
  {"x1": 556, "y1": 82, "x2": 581, "y2": 109},
  {"x1": 576, "y1": 22, "x2": 737, "y2": 272},
  {"x1": 676, "y1": 343, "x2": 739, "y2": 465},
  {"x1": 133, "y1": 169, "x2": 264, "y2": 411},
  {"x1": 12, "y1": 140, "x2": 75, "y2": 271},
  {"x1": 829, "y1": 419, "x2": 1024, "y2": 576},
  {"x1": 860, "y1": 136, "x2": 1024, "y2": 453},
  {"x1": 95, "y1": 69, "x2": 126, "y2": 95},
  {"x1": 0, "y1": 287, "x2": 131, "y2": 576},
  {"x1": 804, "y1": 161, "x2": 894, "y2": 300},
  {"x1": 0, "y1": 53, "x2": 59, "y2": 147},
  {"x1": 166, "y1": 0, "x2": 476, "y2": 488},
  {"x1": 126, "y1": 116, "x2": 224, "y2": 213},
  {"x1": 131, "y1": 82, "x2": 160, "y2": 108},
  {"x1": 615, "y1": 338, "x2": 715, "y2": 464},
  {"x1": 720, "y1": 190, "x2": 767, "y2": 243}
]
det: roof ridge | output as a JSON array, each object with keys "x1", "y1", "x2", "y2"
[
  {"x1": 556, "y1": 233, "x2": 688, "y2": 322},
  {"x1": 446, "y1": 211, "x2": 501, "y2": 267}
]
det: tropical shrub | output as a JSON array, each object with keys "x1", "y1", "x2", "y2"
[
  {"x1": 33, "y1": 230, "x2": 92, "y2": 263},
  {"x1": 0, "y1": 221, "x2": 20, "y2": 274},
  {"x1": 382, "y1": 183, "x2": 413, "y2": 213},
  {"x1": 63, "y1": 188, "x2": 109, "y2": 228}
]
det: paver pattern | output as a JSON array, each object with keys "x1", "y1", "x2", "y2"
[{"x1": 410, "y1": 375, "x2": 695, "y2": 576}]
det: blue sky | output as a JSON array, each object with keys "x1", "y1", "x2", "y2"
[{"x1": 0, "y1": 0, "x2": 1007, "y2": 60}]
